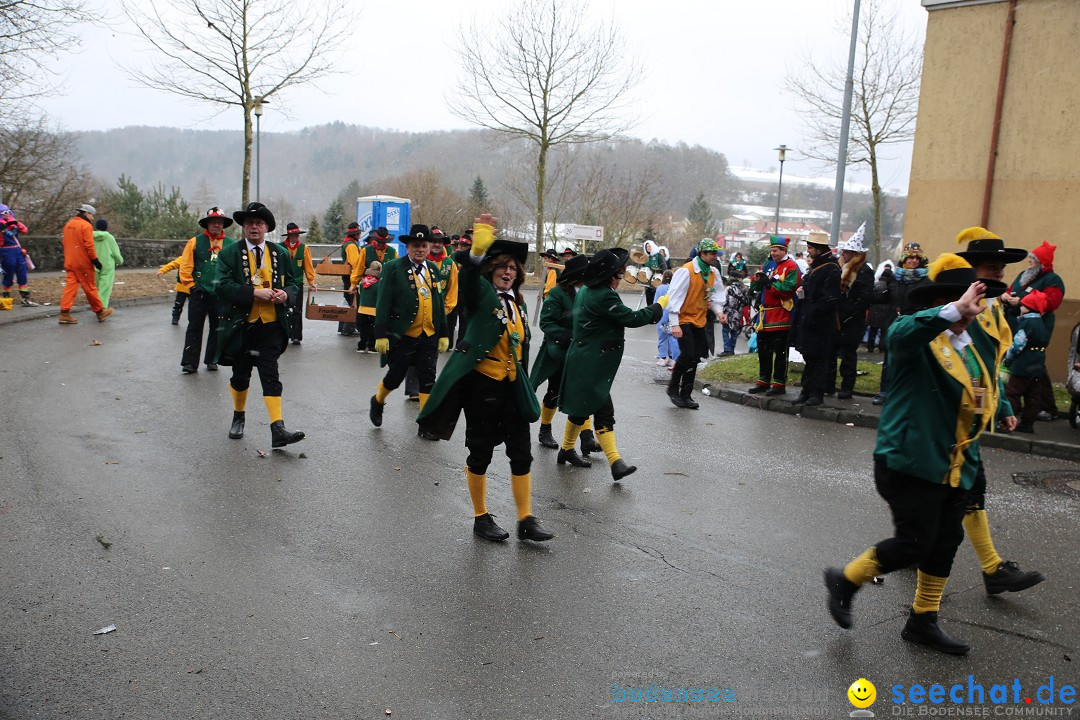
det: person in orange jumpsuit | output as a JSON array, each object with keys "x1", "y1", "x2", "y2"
[{"x1": 58, "y1": 203, "x2": 112, "y2": 324}]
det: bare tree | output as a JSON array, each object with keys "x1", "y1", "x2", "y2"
[
  {"x1": 785, "y1": 0, "x2": 921, "y2": 265},
  {"x1": 0, "y1": 117, "x2": 92, "y2": 231},
  {"x1": 119, "y1": 0, "x2": 355, "y2": 206},
  {"x1": 0, "y1": 0, "x2": 93, "y2": 104},
  {"x1": 451, "y1": 0, "x2": 641, "y2": 269},
  {"x1": 375, "y1": 169, "x2": 468, "y2": 229},
  {"x1": 572, "y1": 152, "x2": 667, "y2": 249}
]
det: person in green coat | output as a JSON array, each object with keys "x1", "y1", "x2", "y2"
[
  {"x1": 825, "y1": 253, "x2": 1012, "y2": 655},
  {"x1": 213, "y1": 202, "x2": 305, "y2": 450},
  {"x1": 530, "y1": 253, "x2": 602, "y2": 456},
  {"x1": 92, "y1": 219, "x2": 124, "y2": 308},
  {"x1": 557, "y1": 248, "x2": 666, "y2": 480},
  {"x1": 417, "y1": 215, "x2": 553, "y2": 543}
]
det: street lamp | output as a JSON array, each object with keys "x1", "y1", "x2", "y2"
[
  {"x1": 774, "y1": 144, "x2": 787, "y2": 234},
  {"x1": 253, "y1": 97, "x2": 268, "y2": 201}
]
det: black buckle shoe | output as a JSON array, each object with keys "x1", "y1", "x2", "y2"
[
  {"x1": 205, "y1": 363, "x2": 218, "y2": 371},
  {"x1": 792, "y1": 392, "x2": 810, "y2": 405},
  {"x1": 537, "y1": 424, "x2": 559, "y2": 449},
  {"x1": 270, "y1": 420, "x2": 305, "y2": 448},
  {"x1": 518, "y1": 515, "x2": 554, "y2": 542},
  {"x1": 579, "y1": 430, "x2": 602, "y2": 455},
  {"x1": 804, "y1": 396, "x2": 824, "y2": 407},
  {"x1": 983, "y1": 560, "x2": 1046, "y2": 595},
  {"x1": 764, "y1": 385, "x2": 786, "y2": 396},
  {"x1": 824, "y1": 567, "x2": 858, "y2": 629},
  {"x1": 610, "y1": 459, "x2": 636, "y2": 481},
  {"x1": 557, "y1": 448, "x2": 591, "y2": 467},
  {"x1": 747, "y1": 384, "x2": 768, "y2": 394},
  {"x1": 901, "y1": 610, "x2": 970, "y2": 655},
  {"x1": 181, "y1": 364, "x2": 197, "y2": 374},
  {"x1": 228, "y1": 411, "x2": 245, "y2": 439},
  {"x1": 369, "y1": 395, "x2": 384, "y2": 427},
  {"x1": 669, "y1": 394, "x2": 692, "y2": 408},
  {"x1": 171, "y1": 316, "x2": 180, "y2": 325},
  {"x1": 473, "y1": 513, "x2": 509, "y2": 542},
  {"x1": 417, "y1": 426, "x2": 441, "y2": 441},
  {"x1": 837, "y1": 389, "x2": 853, "y2": 399},
  {"x1": 682, "y1": 397, "x2": 699, "y2": 410}
]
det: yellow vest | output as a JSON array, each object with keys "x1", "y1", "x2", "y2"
[
  {"x1": 477, "y1": 296, "x2": 524, "y2": 381},
  {"x1": 246, "y1": 250, "x2": 277, "y2": 324},
  {"x1": 405, "y1": 265, "x2": 436, "y2": 338}
]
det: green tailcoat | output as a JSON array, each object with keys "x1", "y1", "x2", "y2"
[
  {"x1": 558, "y1": 286, "x2": 662, "y2": 417},
  {"x1": 191, "y1": 233, "x2": 236, "y2": 293},
  {"x1": 875, "y1": 306, "x2": 1010, "y2": 490},
  {"x1": 373, "y1": 256, "x2": 448, "y2": 368},
  {"x1": 212, "y1": 241, "x2": 300, "y2": 365},
  {"x1": 530, "y1": 283, "x2": 575, "y2": 390},
  {"x1": 417, "y1": 252, "x2": 538, "y2": 440}
]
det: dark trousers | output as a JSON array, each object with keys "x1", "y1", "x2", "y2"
[
  {"x1": 872, "y1": 459, "x2": 966, "y2": 578},
  {"x1": 404, "y1": 366, "x2": 420, "y2": 397},
  {"x1": 801, "y1": 353, "x2": 832, "y2": 398},
  {"x1": 381, "y1": 333, "x2": 438, "y2": 394},
  {"x1": 1035, "y1": 369, "x2": 1058, "y2": 415},
  {"x1": 965, "y1": 462, "x2": 989, "y2": 513},
  {"x1": 1005, "y1": 373, "x2": 1046, "y2": 425},
  {"x1": 569, "y1": 395, "x2": 615, "y2": 433},
  {"x1": 337, "y1": 276, "x2": 356, "y2": 335},
  {"x1": 756, "y1": 330, "x2": 789, "y2": 386},
  {"x1": 288, "y1": 286, "x2": 304, "y2": 342},
  {"x1": 357, "y1": 314, "x2": 376, "y2": 351},
  {"x1": 704, "y1": 311, "x2": 716, "y2": 356},
  {"x1": 866, "y1": 326, "x2": 883, "y2": 351},
  {"x1": 878, "y1": 349, "x2": 890, "y2": 396},
  {"x1": 229, "y1": 321, "x2": 285, "y2": 396},
  {"x1": 834, "y1": 340, "x2": 860, "y2": 392},
  {"x1": 542, "y1": 366, "x2": 564, "y2": 409},
  {"x1": 448, "y1": 305, "x2": 468, "y2": 348},
  {"x1": 462, "y1": 372, "x2": 532, "y2": 476},
  {"x1": 644, "y1": 286, "x2": 656, "y2": 305},
  {"x1": 172, "y1": 291, "x2": 188, "y2": 320},
  {"x1": 668, "y1": 324, "x2": 707, "y2": 399},
  {"x1": 182, "y1": 289, "x2": 219, "y2": 368}
]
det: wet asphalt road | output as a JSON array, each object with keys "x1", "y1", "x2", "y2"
[{"x1": 2, "y1": 302, "x2": 1078, "y2": 720}]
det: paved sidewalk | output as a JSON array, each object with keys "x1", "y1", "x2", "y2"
[
  {"x1": 0, "y1": 293, "x2": 170, "y2": 326},
  {"x1": 694, "y1": 377, "x2": 1080, "y2": 462}
]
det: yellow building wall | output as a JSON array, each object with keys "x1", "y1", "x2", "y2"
[{"x1": 906, "y1": 0, "x2": 1080, "y2": 382}]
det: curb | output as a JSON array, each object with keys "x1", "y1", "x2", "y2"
[
  {"x1": 695, "y1": 379, "x2": 1080, "y2": 463},
  {"x1": 0, "y1": 294, "x2": 171, "y2": 327}
]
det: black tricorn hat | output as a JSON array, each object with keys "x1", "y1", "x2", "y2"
[
  {"x1": 583, "y1": 248, "x2": 629, "y2": 288},
  {"x1": 908, "y1": 253, "x2": 1007, "y2": 307},
  {"x1": 954, "y1": 227, "x2": 1027, "y2": 265},
  {"x1": 399, "y1": 224, "x2": 433, "y2": 245},
  {"x1": 559, "y1": 253, "x2": 590, "y2": 285},
  {"x1": 232, "y1": 202, "x2": 275, "y2": 232},
  {"x1": 282, "y1": 222, "x2": 306, "y2": 236},
  {"x1": 483, "y1": 239, "x2": 529, "y2": 265},
  {"x1": 199, "y1": 206, "x2": 234, "y2": 229}
]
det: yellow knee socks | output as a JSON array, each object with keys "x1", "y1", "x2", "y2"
[
  {"x1": 511, "y1": 473, "x2": 532, "y2": 520},
  {"x1": 466, "y1": 468, "x2": 487, "y2": 517},
  {"x1": 963, "y1": 510, "x2": 1003, "y2": 575},
  {"x1": 913, "y1": 571, "x2": 948, "y2": 614},
  {"x1": 263, "y1": 396, "x2": 283, "y2": 423},
  {"x1": 561, "y1": 420, "x2": 584, "y2": 451},
  {"x1": 843, "y1": 547, "x2": 880, "y2": 586},
  {"x1": 230, "y1": 386, "x2": 248, "y2": 412},
  {"x1": 540, "y1": 404, "x2": 557, "y2": 425},
  {"x1": 596, "y1": 429, "x2": 621, "y2": 464},
  {"x1": 418, "y1": 392, "x2": 429, "y2": 410},
  {"x1": 375, "y1": 381, "x2": 391, "y2": 404},
  {"x1": 583, "y1": 418, "x2": 593, "y2": 431}
]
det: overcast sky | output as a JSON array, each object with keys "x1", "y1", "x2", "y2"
[{"x1": 37, "y1": 0, "x2": 927, "y2": 194}]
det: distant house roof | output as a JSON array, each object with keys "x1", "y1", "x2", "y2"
[{"x1": 738, "y1": 220, "x2": 828, "y2": 238}]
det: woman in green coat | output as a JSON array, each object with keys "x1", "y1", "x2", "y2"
[
  {"x1": 557, "y1": 248, "x2": 666, "y2": 480},
  {"x1": 92, "y1": 219, "x2": 124, "y2": 308},
  {"x1": 530, "y1": 253, "x2": 601, "y2": 455}
]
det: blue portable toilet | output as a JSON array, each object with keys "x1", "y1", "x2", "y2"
[{"x1": 356, "y1": 195, "x2": 411, "y2": 257}]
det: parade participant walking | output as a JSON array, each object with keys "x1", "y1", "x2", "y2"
[
  {"x1": 91, "y1": 219, "x2": 124, "y2": 308},
  {"x1": 281, "y1": 223, "x2": 315, "y2": 345},
  {"x1": 825, "y1": 254, "x2": 1011, "y2": 655},
  {"x1": 447, "y1": 234, "x2": 472, "y2": 347},
  {"x1": 417, "y1": 216, "x2": 552, "y2": 542},
  {"x1": 58, "y1": 204, "x2": 111, "y2": 325},
  {"x1": 748, "y1": 236, "x2": 800, "y2": 395},
  {"x1": 832, "y1": 226, "x2": 874, "y2": 399},
  {"x1": 666, "y1": 238, "x2": 727, "y2": 409},
  {"x1": 793, "y1": 232, "x2": 841, "y2": 406},
  {"x1": 531, "y1": 254, "x2": 602, "y2": 454},
  {"x1": 337, "y1": 222, "x2": 364, "y2": 337},
  {"x1": 214, "y1": 202, "x2": 305, "y2": 449},
  {"x1": 402, "y1": 228, "x2": 460, "y2": 397},
  {"x1": 955, "y1": 227, "x2": 1045, "y2": 594},
  {"x1": 355, "y1": 261, "x2": 381, "y2": 353},
  {"x1": 179, "y1": 207, "x2": 235, "y2": 374},
  {"x1": 557, "y1": 248, "x2": 666, "y2": 480},
  {"x1": 349, "y1": 226, "x2": 398, "y2": 345},
  {"x1": 368, "y1": 225, "x2": 449, "y2": 432},
  {"x1": 0, "y1": 211, "x2": 37, "y2": 308}
]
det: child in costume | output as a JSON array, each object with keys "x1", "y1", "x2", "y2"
[{"x1": 356, "y1": 262, "x2": 381, "y2": 353}]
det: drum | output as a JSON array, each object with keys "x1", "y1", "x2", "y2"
[
  {"x1": 650, "y1": 275, "x2": 662, "y2": 288},
  {"x1": 629, "y1": 249, "x2": 649, "y2": 265},
  {"x1": 637, "y1": 266, "x2": 653, "y2": 284},
  {"x1": 623, "y1": 265, "x2": 639, "y2": 284}
]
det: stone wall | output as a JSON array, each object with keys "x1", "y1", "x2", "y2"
[{"x1": 19, "y1": 237, "x2": 190, "y2": 272}]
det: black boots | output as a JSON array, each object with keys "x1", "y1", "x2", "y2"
[
  {"x1": 983, "y1": 560, "x2": 1046, "y2": 595},
  {"x1": 579, "y1": 429, "x2": 602, "y2": 455},
  {"x1": 517, "y1": 516, "x2": 554, "y2": 542},
  {"x1": 270, "y1": 420, "x2": 305, "y2": 448},
  {"x1": 824, "y1": 567, "x2": 859, "y2": 629},
  {"x1": 369, "y1": 395, "x2": 384, "y2": 427},
  {"x1": 669, "y1": 395, "x2": 699, "y2": 409},
  {"x1": 537, "y1": 424, "x2": 559, "y2": 448},
  {"x1": 473, "y1": 513, "x2": 510, "y2": 542},
  {"x1": 610, "y1": 459, "x2": 636, "y2": 481},
  {"x1": 228, "y1": 411, "x2": 245, "y2": 439},
  {"x1": 557, "y1": 448, "x2": 591, "y2": 467},
  {"x1": 901, "y1": 610, "x2": 970, "y2": 655}
]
